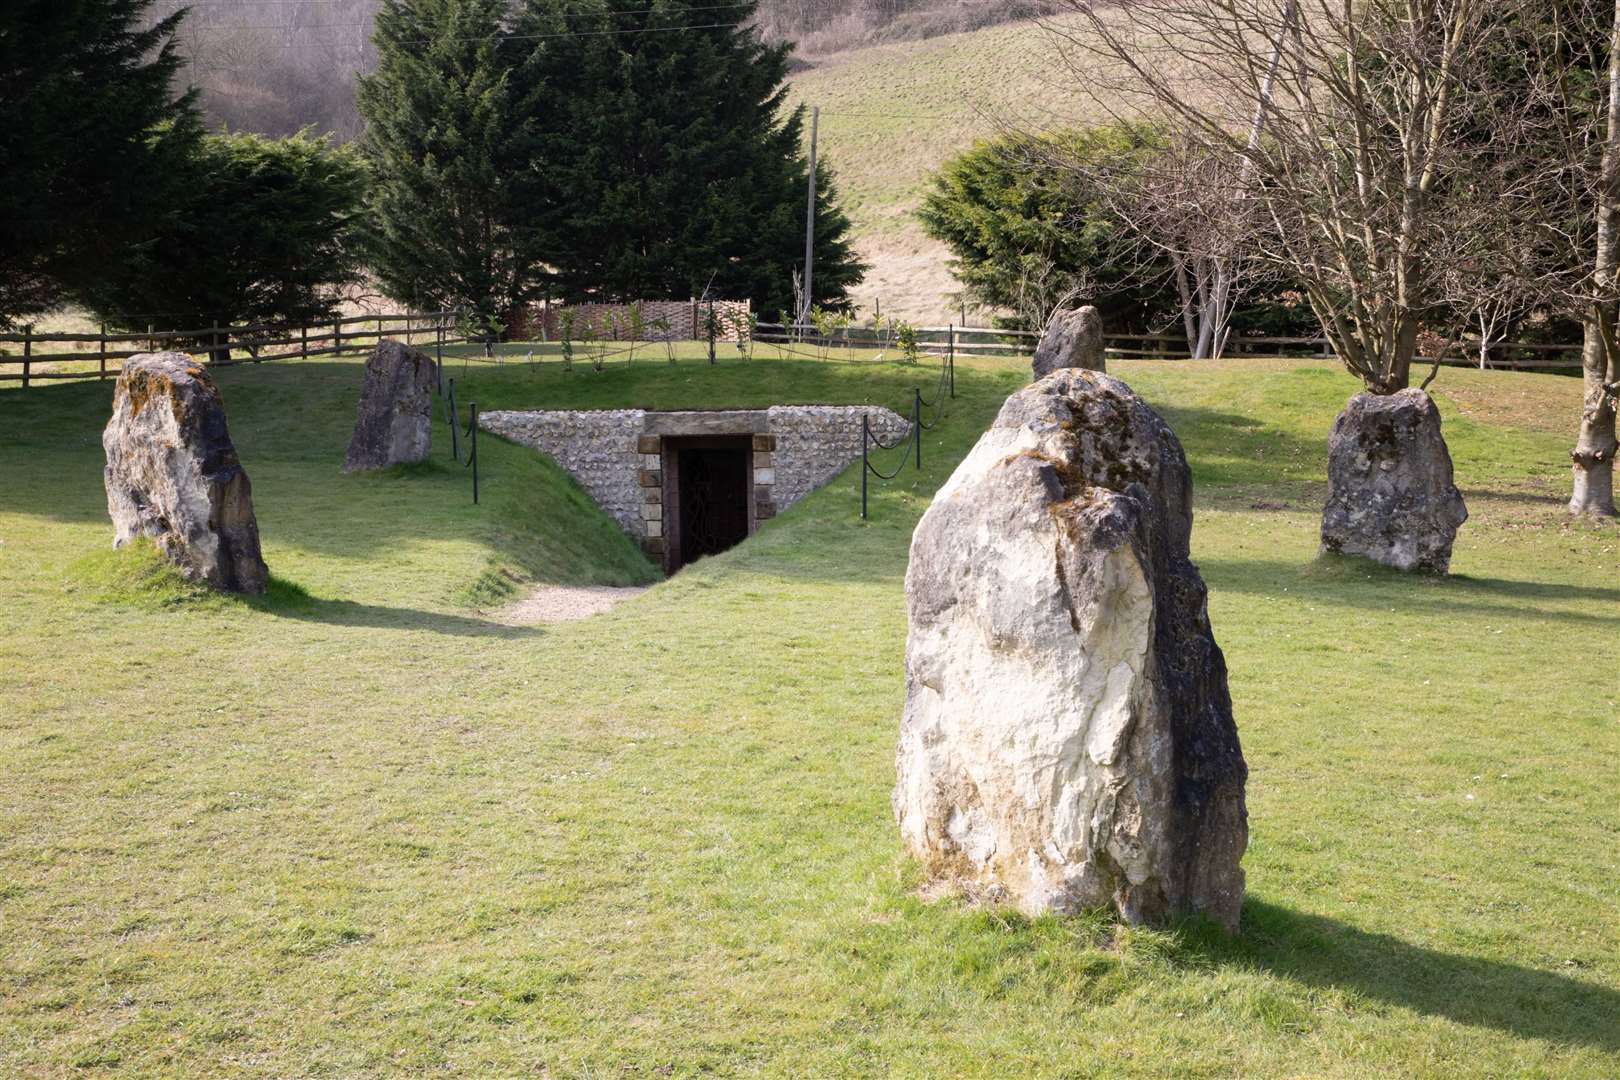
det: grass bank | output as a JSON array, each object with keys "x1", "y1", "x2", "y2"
[{"x1": 1, "y1": 348, "x2": 1617, "y2": 1077}]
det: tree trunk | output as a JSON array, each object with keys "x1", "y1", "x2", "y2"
[
  {"x1": 1571, "y1": 308, "x2": 1619, "y2": 517},
  {"x1": 1572, "y1": 0, "x2": 1620, "y2": 517}
]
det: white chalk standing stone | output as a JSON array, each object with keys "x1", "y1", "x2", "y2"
[
  {"x1": 103, "y1": 352, "x2": 269, "y2": 594},
  {"x1": 895, "y1": 369, "x2": 1248, "y2": 931}
]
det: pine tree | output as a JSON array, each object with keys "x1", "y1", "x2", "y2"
[
  {"x1": 511, "y1": 0, "x2": 865, "y2": 313},
  {"x1": 0, "y1": 0, "x2": 200, "y2": 328},
  {"x1": 357, "y1": 0, "x2": 539, "y2": 331}
]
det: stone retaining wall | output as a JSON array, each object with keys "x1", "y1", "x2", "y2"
[
  {"x1": 480, "y1": 405, "x2": 909, "y2": 568},
  {"x1": 478, "y1": 409, "x2": 647, "y2": 535}
]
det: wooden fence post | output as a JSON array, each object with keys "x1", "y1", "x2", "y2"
[
  {"x1": 334, "y1": 319, "x2": 343, "y2": 357},
  {"x1": 22, "y1": 324, "x2": 31, "y2": 389},
  {"x1": 147, "y1": 324, "x2": 154, "y2": 353},
  {"x1": 405, "y1": 312, "x2": 414, "y2": 347},
  {"x1": 99, "y1": 324, "x2": 107, "y2": 381},
  {"x1": 300, "y1": 325, "x2": 308, "y2": 360}
]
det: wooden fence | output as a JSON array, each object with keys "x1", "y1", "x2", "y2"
[
  {"x1": 0, "y1": 311, "x2": 465, "y2": 387},
  {"x1": 755, "y1": 323, "x2": 1584, "y2": 371}
]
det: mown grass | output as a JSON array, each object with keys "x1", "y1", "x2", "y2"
[{"x1": 2, "y1": 346, "x2": 1618, "y2": 1077}]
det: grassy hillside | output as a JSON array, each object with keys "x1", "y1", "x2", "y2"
[
  {"x1": 3, "y1": 350, "x2": 1619, "y2": 1076},
  {"x1": 786, "y1": 17, "x2": 1092, "y2": 324}
]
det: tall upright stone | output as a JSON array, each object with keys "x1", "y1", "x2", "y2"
[
  {"x1": 895, "y1": 369, "x2": 1248, "y2": 931},
  {"x1": 343, "y1": 339, "x2": 437, "y2": 472},
  {"x1": 103, "y1": 352, "x2": 269, "y2": 594},
  {"x1": 1320, "y1": 388, "x2": 1468, "y2": 573},
  {"x1": 1032, "y1": 305, "x2": 1106, "y2": 378}
]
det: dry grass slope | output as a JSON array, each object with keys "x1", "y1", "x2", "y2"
[{"x1": 786, "y1": 15, "x2": 1104, "y2": 324}]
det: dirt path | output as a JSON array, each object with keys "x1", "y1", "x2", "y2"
[{"x1": 493, "y1": 584, "x2": 648, "y2": 626}]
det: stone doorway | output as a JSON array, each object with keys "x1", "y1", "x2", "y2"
[
  {"x1": 664, "y1": 435, "x2": 753, "y2": 569},
  {"x1": 477, "y1": 405, "x2": 913, "y2": 574}
]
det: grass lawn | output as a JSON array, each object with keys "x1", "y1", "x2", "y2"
[{"x1": 2, "y1": 345, "x2": 1617, "y2": 1077}]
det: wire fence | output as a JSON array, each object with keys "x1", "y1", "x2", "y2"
[{"x1": 754, "y1": 322, "x2": 1585, "y2": 373}]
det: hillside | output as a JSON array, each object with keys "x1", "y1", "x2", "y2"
[{"x1": 786, "y1": 15, "x2": 1096, "y2": 324}]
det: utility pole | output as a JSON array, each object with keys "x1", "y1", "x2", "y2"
[{"x1": 801, "y1": 105, "x2": 819, "y2": 327}]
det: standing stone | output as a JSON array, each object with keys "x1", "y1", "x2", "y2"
[
  {"x1": 342, "y1": 339, "x2": 437, "y2": 472},
  {"x1": 895, "y1": 369, "x2": 1247, "y2": 931},
  {"x1": 1320, "y1": 388, "x2": 1468, "y2": 574},
  {"x1": 1032, "y1": 305, "x2": 1106, "y2": 378},
  {"x1": 103, "y1": 352, "x2": 269, "y2": 594}
]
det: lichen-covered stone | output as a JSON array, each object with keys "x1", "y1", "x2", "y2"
[
  {"x1": 1320, "y1": 389, "x2": 1468, "y2": 573},
  {"x1": 895, "y1": 369, "x2": 1247, "y2": 931},
  {"x1": 103, "y1": 352, "x2": 268, "y2": 593},
  {"x1": 1033, "y1": 305, "x2": 1106, "y2": 378},
  {"x1": 342, "y1": 340, "x2": 437, "y2": 472}
]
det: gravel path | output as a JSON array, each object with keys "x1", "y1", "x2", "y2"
[{"x1": 494, "y1": 584, "x2": 649, "y2": 626}]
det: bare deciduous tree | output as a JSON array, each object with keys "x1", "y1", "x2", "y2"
[
  {"x1": 1038, "y1": 129, "x2": 1271, "y2": 358},
  {"x1": 1046, "y1": 0, "x2": 1511, "y2": 392}
]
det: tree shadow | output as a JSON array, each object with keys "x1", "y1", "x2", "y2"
[
  {"x1": 1184, "y1": 900, "x2": 1620, "y2": 1053},
  {"x1": 1200, "y1": 556, "x2": 1620, "y2": 628},
  {"x1": 1460, "y1": 488, "x2": 1569, "y2": 508}
]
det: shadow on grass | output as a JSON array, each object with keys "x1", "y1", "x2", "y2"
[
  {"x1": 1201, "y1": 555, "x2": 1620, "y2": 627},
  {"x1": 249, "y1": 578, "x2": 541, "y2": 639},
  {"x1": 1191, "y1": 900, "x2": 1620, "y2": 1053}
]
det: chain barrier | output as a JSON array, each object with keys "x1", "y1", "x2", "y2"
[{"x1": 860, "y1": 343, "x2": 955, "y2": 520}]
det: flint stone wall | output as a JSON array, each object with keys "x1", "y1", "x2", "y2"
[
  {"x1": 479, "y1": 409, "x2": 649, "y2": 534},
  {"x1": 767, "y1": 406, "x2": 910, "y2": 509},
  {"x1": 479, "y1": 406, "x2": 909, "y2": 548}
]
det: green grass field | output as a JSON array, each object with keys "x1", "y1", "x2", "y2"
[{"x1": 2, "y1": 346, "x2": 1618, "y2": 1077}]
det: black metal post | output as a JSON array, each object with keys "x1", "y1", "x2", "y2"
[
  {"x1": 948, "y1": 324, "x2": 956, "y2": 398},
  {"x1": 470, "y1": 403, "x2": 479, "y2": 504},
  {"x1": 861, "y1": 414, "x2": 869, "y2": 520},
  {"x1": 448, "y1": 378, "x2": 459, "y2": 463},
  {"x1": 914, "y1": 389, "x2": 923, "y2": 470}
]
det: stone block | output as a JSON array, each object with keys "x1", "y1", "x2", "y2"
[
  {"x1": 639, "y1": 469, "x2": 662, "y2": 488},
  {"x1": 637, "y1": 435, "x2": 661, "y2": 454},
  {"x1": 646, "y1": 519, "x2": 662, "y2": 539},
  {"x1": 644, "y1": 502, "x2": 662, "y2": 520},
  {"x1": 753, "y1": 434, "x2": 777, "y2": 452},
  {"x1": 754, "y1": 467, "x2": 776, "y2": 485}
]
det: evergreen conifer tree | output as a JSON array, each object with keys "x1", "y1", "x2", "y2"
[
  {"x1": 0, "y1": 0, "x2": 200, "y2": 328},
  {"x1": 76, "y1": 131, "x2": 368, "y2": 358},
  {"x1": 512, "y1": 0, "x2": 865, "y2": 313},
  {"x1": 357, "y1": 0, "x2": 539, "y2": 332}
]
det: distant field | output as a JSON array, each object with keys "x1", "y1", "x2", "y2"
[{"x1": 786, "y1": 16, "x2": 1097, "y2": 324}]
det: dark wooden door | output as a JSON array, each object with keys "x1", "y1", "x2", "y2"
[{"x1": 676, "y1": 445, "x2": 749, "y2": 565}]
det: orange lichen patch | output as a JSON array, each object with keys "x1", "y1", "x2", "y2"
[{"x1": 122, "y1": 369, "x2": 175, "y2": 421}]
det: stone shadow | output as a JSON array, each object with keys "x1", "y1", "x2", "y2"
[
  {"x1": 1188, "y1": 900, "x2": 1620, "y2": 1054},
  {"x1": 250, "y1": 591, "x2": 543, "y2": 639}
]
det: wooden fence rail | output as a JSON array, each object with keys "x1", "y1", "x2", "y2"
[{"x1": 0, "y1": 311, "x2": 467, "y2": 387}]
